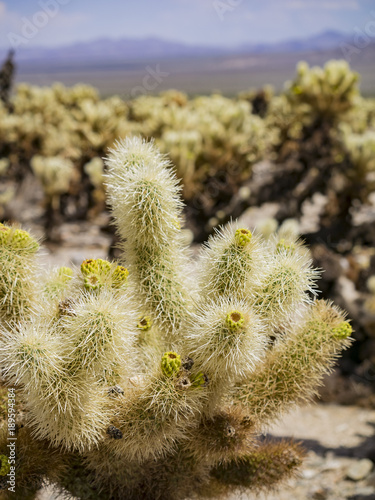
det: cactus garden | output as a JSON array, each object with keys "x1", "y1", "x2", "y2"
[{"x1": 0, "y1": 34, "x2": 375, "y2": 497}]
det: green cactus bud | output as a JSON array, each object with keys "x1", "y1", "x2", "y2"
[
  {"x1": 98, "y1": 259, "x2": 112, "y2": 274},
  {"x1": 226, "y1": 310, "x2": 245, "y2": 330},
  {"x1": 191, "y1": 371, "x2": 209, "y2": 388},
  {"x1": 332, "y1": 321, "x2": 352, "y2": 339},
  {"x1": 137, "y1": 316, "x2": 152, "y2": 331},
  {"x1": 84, "y1": 274, "x2": 102, "y2": 290},
  {"x1": 235, "y1": 228, "x2": 252, "y2": 247},
  {"x1": 11, "y1": 229, "x2": 38, "y2": 251},
  {"x1": 58, "y1": 266, "x2": 74, "y2": 283},
  {"x1": 276, "y1": 239, "x2": 295, "y2": 254},
  {"x1": 81, "y1": 259, "x2": 98, "y2": 275},
  {"x1": 43, "y1": 266, "x2": 74, "y2": 302},
  {"x1": 0, "y1": 225, "x2": 39, "y2": 253},
  {"x1": 161, "y1": 351, "x2": 181, "y2": 377},
  {"x1": 0, "y1": 224, "x2": 10, "y2": 245},
  {"x1": 112, "y1": 265, "x2": 129, "y2": 289},
  {"x1": 81, "y1": 258, "x2": 111, "y2": 276},
  {"x1": 0, "y1": 455, "x2": 10, "y2": 476}
]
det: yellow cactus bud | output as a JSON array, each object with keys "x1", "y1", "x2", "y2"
[
  {"x1": 226, "y1": 310, "x2": 245, "y2": 330},
  {"x1": 276, "y1": 239, "x2": 295, "y2": 254},
  {"x1": 58, "y1": 266, "x2": 74, "y2": 283},
  {"x1": 81, "y1": 259, "x2": 98, "y2": 275},
  {"x1": 12, "y1": 229, "x2": 36, "y2": 250},
  {"x1": 84, "y1": 274, "x2": 102, "y2": 291},
  {"x1": 97, "y1": 259, "x2": 111, "y2": 273},
  {"x1": 191, "y1": 371, "x2": 209, "y2": 388},
  {"x1": 0, "y1": 226, "x2": 38, "y2": 252},
  {"x1": 81, "y1": 258, "x2": 111, "y2": 276},
  {"x1": 235, "y1": 228, "x2": 252, "y2": 247},
  {"x1": 0, "y1": 225, "x2": 10, "y2": 245},
  {"x1": 161, "y1": 351, "x2": 181, "y2": 377},
  {"x1": 112, "y1": 265, "x2": 129, "y2": 289},
  {"x1": 332, "y1": 321, "x2": 352, "y2": 339},
  {"x1": 137, "y1": 316, "x2": 152, "y2": 331}
]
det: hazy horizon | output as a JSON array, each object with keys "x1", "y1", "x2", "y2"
[{"x1": 1, "y1": 0, "x2": 374, "y2": 50}]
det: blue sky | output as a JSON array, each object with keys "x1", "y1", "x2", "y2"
[{"x1": 0, "y1": 0, "x2": 374, "y2": 49}]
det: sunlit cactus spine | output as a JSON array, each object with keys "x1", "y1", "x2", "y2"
[
  {"x1": 105, "y1": 137, "x2": 191, "y2": 340},
  {"x1": 0, "y1": 137, "x2": 352, "y2": 500}
]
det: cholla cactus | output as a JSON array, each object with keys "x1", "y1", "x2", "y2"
[
  {"x1": 340, "y1": 128, "x2": 375, "y2": 179},
  {"x1": 238, "y1": 84, "x2": 274, "y2": 117},
  {"x1": 363, "y1": 275, "x2": 375, "y2": 337},
  {"x1": 0, "y1": 50, "x2": 15, "y2": 110},
  {"x1": 30, "y1": 155, "x2": 75, "y2": 199},
  {"x1": 0, "y1": 137, "x2": 352, "y2": 499},
  {"x1": 30, "y1": 155, "x2": 77, "y2": 237},
  {"x1": 84, "y1": 157, "x2": 104, "y2": 188},
  {"x1": 129, "y1": 93, "x2": 268, "y2": 237},
  {"x1": 0, "y1": 158, "x2": 14, "y2": 218},
  {"x1": 265, "y1": 94, "x2": 312, "y2": 156},
  {"x1": 0, "y1": 223, "x2": 39, "y2": 322},
  {"x1": 286, "y1": 59, "x2": 359, "y2": 120},
  {"x1": 0, "y1": 159, "x2": 9, "y2": 176},
  {"x1": 84, "y1": 157, "x2": 107, "y2": 216}
]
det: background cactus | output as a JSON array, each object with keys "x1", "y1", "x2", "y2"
[
  {"x1": 286, "y1": 60, "x2": 359, "y2": 121},
  {"x1": 0, "y1": 50, "x2": 15, "y2": 111},
  {"x1": 0, "y1": 137, "x2": 352, "y2": 499},
  {"x1": 1, "y1": 56, "x2": 373, "y2": 249}
]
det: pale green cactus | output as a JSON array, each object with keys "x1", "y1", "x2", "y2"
[
  {"x1": 43, "y1": 266, "x2": 73, "y2": 300},
  {"x1": 0, "y1": 158, "x2": 9, "y2": 176},
  {"x1": 0, "y1": 137, "x2": 352, "y2": 500},
  {"x1": 286, "y1": 59, "x2": 359, "y2": 120},
  {"x1": 0, "y1": 223, "x2": 39, "y2": 322},
  {"x1": 84, "y1": 157, "x2": 104, "y2": 188},
  {"x1": 364, "y1": 275, "x2": 375, "y2": 317},
  {"x1": 31, "y1": 155, "x2": 75, "y2": 198},
  {"x1": 340, "y1": 128, "x2": 375, "y2": 179}
]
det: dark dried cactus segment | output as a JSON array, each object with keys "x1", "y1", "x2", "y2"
[{"x1": 210, "y1": 439, "x2": 305, "y2": 491}]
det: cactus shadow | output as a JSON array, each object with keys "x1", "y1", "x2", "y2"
[
  {"x1": 266, "y1": 427, "x2": 375, "y2": 500},
  {"x1": 268, "y1": 421, "x2": 375, "y2": 460}
]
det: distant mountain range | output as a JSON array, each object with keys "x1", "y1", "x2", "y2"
[
  {"x1": 0, "y1": 30, "x2": 351, "y2": 65},
  {"x1": 3, "y1": 28, "x2": 375, "y2": 97},
  {"x1": 238, "y1": 30, "x2": 349, "y2": 54}
]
